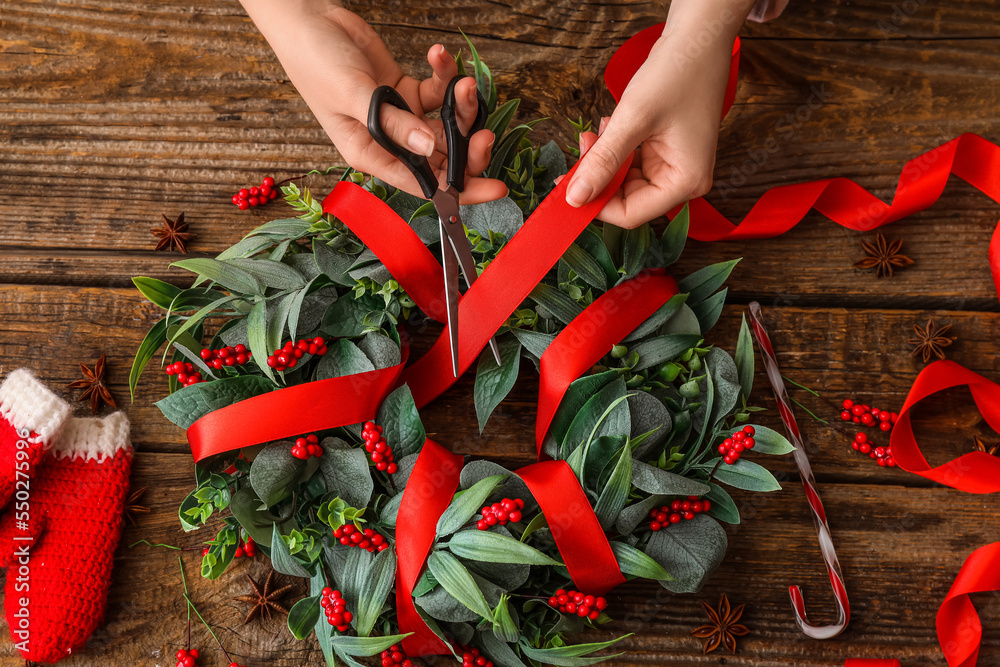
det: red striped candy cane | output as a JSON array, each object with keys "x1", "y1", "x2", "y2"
[{"x1": 748, "y1": 302, "x2": 850, "y2": 639}]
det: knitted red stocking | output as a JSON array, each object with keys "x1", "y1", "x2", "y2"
[
  {"x1": 2, "y1": 411, "x2": 133, "y2": 663},
  {"x1": 0, "y1": 369, "x2": 72, "y2": 507}
]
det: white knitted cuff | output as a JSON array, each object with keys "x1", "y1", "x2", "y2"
[
  {"x1": 51, "y1": 411, "x2": 132, "y2": 462},
  {"x1": 0, "y1": 368, "x2": 72, "y2": 444}
]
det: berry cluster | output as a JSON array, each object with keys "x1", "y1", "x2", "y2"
[
  {"x1": 321, "y1": 588, "x2": 353, "y2": 631},
  {"x1": 840, "y1": 399, "x2": 898, "y2": 432},
  {"x1": 381, "y1": 644, "x2": 415, "y2": 667},
  {"x1": 175, "y1": 649, "x2": 200, "y2": 667},
  {"x1": 648, "y1": 495, "x2": 712, "y2": 531},
  {"x1": 461, "y1": 648, "x2": 494, "y2": 667},
  {"x1": 362, "y1": 421, "x2": 399, "y2": 474},
  {"x1": 291, "y1": 434, "x2": 324, "y2": 459},
  {"x1": 476, "y1": 498, "x2": 524, "y2": 530},
  {"x1": 333, "y1": 524, "x2": 390, "y2": 553},
  {"x1": 718, "y1": 425, "x2": 756, "y2": 464},
  {"x1": 267, "y1": 337, "x2": 328, "y2": 372},
  {"x1": 165, "y1": 361, "x2": 203, "y2": 387},
  {"x1": 232, "y1": 176, "x2": 279, "y2": 210},
  {"x1": 547, "y1": 589, "x2": 607, "y2": 620},
  {"x1": 852, "y1": 432, "x2": 896, "y2": 467},
  {"x1": 200, "y1": 344, "x2": 251, "y2": 370},
  {"x1": 201, "y1": 533, "x2": 256, "y2": 559}
]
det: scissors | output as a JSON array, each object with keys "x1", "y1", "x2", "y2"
[{"x1": 367, "y1": 75, "x2": 503, "y2": 376}]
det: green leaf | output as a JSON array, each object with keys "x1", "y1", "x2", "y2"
[
  {"x1": 486, "y1": 99, "x2": 520, "y2": 141},
  {"x1": 678, "y1": 259, "x2": 740, "y2": 304},
  {"x1": 171, "y1": 257, "x2": 261, "y2": 295},
  {"x1": 593, "y1": 444, "x2": 631, "y2": 530},
  {"x1": 132, "y1": 277, "x2": 182, "y2": 309},
  {"x1": 313, "y1": 238, "x2": 355, "y2": 286},
  {"x1": 747, "y1": 425, "x2": 796, "y2": 455},
  {"x1": 574, "y1": 226, "x2": 618, "y2": 287},
  {"x1": 315, "y1": 339, "x2": 376, "y2": 380},
  {"x1": 270, "y1": 523, "x2": 312, "y2": 578},
  {"x1": 626, "y1": 391, "x2": 670, "y2": 458},
  {"x1": 659, "y1": 204, "x2": 690, "y2": 267},
  {"x1": 492, "y1": 594, "x2": 520, "y2": 643},
  {"x1": 247, "y1": 299, "x2": 277, "y2": 382},
  {"x1": 331, "y1": 633, "x2": 413, "y2": 657},
  {"x1": 246, "y1": 218, "x2": 314, "y2": 238},
  {"x1": 645, "y1": 514, "x2": 727, "y2": 593},
  {"x1": 629, "y1": 334, "x2": 701, "y2": 372},
  {"x1": 154, "y1": 375, "x2": 273, "y2": 429},
  {"x1": 630, "y1": 460, "x2": 710, "y2": 496},
  {"x1": 623, "y1": 293, "x2": 688, "y2": 343},
  {"x1": 250, "y1": 441, "x2": 315, "y2": 508},
  {"x1": 616, "y1": 494, "x2": 668, "y2": 537},
  {"x1": 216, "y1": 235, "x2": 276, "y2": 261},
  {"x1": 474, "y1": 335, "x2": 522, "y2": 433},
  {"x1": 548, "y1": 370, "x2": 619, "y2": 447},
  {"x1": 529, "y1": 283, "x2": 584, "y2": 325},
  {"x1": 129, "y1": 315, "x2": 175, "y2": 401},
  {"x1": 706, "y1": 482, "x2": 740, "y2": 524},
  {"x1": 285, "y1": 279, "x2": 314, "y2": 343},
  {"x1": 460, "y1": 197, "x2": 523, "y2": 239},
  {"x1": 437, "y1": 474, "x2": 508, "y2": 537},
  {"x1": 662, "y1": 303, "x2": 702, "y2": 336},
  {"x1": 621, "y1": 224, "x2": 652, "y2": 281},
  {"x1": 447, "y1": 529, "x2": 561, "y2": 566},
  {"x1": 706, "y1": 348, "x2": 742, "y2": 429},
  {"x1": 357, "y1": 332, "x2": 402, "y2": 370},
  {"x1": 561, "y1": 377, "x2": 629, "y2": 455},
  {"x1": 166, "y1": 294, "x2": 238, "y2": 350},
  {"x1": 510, "y1": 328, "x2": 555, "y2": 358},
  {"x1": 229, "y1": 485, "x2": 294, "y2": 547},
  {"x1": 735, "y1": 313, "x2": 755, "y2": 399},
  {"x1": 223, "y1": 257, "x2": 306, "y2": 290},
  {"x1": 426, "y1": 551, "x2": 494, "y2": 621},
  {"x1": 561, "y1": 244, "x2": 608, "y2": 291},
  {"x1": 517, "y1": 637, "x2": 628, "y2": 667},
  {"x1": 322, "y1": 294, "x2": 383, "y2": 338},
  {"x1": 288, "y1": 595, "x2": 322, "y2": 640},
  {"x1": 355, "y1": 548, "x2": 397, "y2": 637},
  {"x1": 610, "y1": 541, "x2": 674, "y2": 581},
  {"x1": 691, "y1": 287, "x2": 727, "y2": 332},
  {"x1": 318, "y1": 442, "x2": 374, "y2": 507},
  {"x1": 376, "y1": 385, "x2": 426, "y2": 458},
  {"x1": 480, "y1": 631, "x2": 528, "y2": 666},
  {"x1": 311, "y1": 570, "x2": 337, "y2": 666},
  {"x1": 711, "y1": 458, "x2": 782, "y2": 492}
]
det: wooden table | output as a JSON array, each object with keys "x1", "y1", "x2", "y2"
[{"x1": 3, "y1": 0, "x2": 1000, "y2": 664}]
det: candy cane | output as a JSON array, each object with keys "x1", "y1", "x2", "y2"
[{"x1": 748, "y1": 302, "x2": 850, "y2": 639}]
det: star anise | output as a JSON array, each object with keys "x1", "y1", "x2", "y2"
[
  {"x1": 690, "y1": 594, "x2": 749, "y2": 654},
  {"x1": 854, "y1": 232, "x2": 914, "y2": 278},
  {"x1": 151, "y1": 212, "x2": 196, "y2": 253},
  {"x1": 234, "y1": 570, "x2": 293, "y2": 625},
  {"x1": 974, "y1": 437, "x2": 999, "y2": 456},
  {"x1": 908, "y1": 318, "x2": 956, "y2": 363},
  {"x1": 66, "y1": 354, "x2": 117, "y2": 414},
  {"x1": 122, "y1": 486, "x2": 150, "y2": 527}
]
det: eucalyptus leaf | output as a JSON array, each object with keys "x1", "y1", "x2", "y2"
[
  {"x1": 706, "y1": 482, "x2": 741, "y2": 524},
  {"x1": 630, "y1": 334, "x2": 701, "y2": 372},
  {"x1": 705, "y1": 348, "x2": 742, "y2": 429},
  {"x1": 460, "y1": 461, "x2": 537, "y2": 513},
  {"x1": 593, "y1": 445, "x2": 631, "y2": 530},
  {"x1": 678, "y1": 259, "x2": 740, "y2": 304},
  {"x1": 480, "y1": 629, "x2": 528, "y2": 665},
  {"x1": 288, "y1": 595, "x2": 322, "y2": 640},
  {"x1": 510, "y1": 328, "x2": 555, "y2": 358},
  {"x1": 610, "y1": 541, "x2": 674, "y2": 581},
  {"x1": 529, "y1": 283, "x2": 584, "y2": 325},
  {"x1": 224, "y1": 257, "x2": 306, "y2": 290},
  {"x1": 358, "y1": 332, "x2": 402, "y2": 370},
  {"x1": 517, "y1": 637, "x2": 627, "y2": 667},
  {"x1": 331, "y1": 634, "x2": 412, "y2": 657},
  {"x1": 377, "y1": 385, "x2": 426, "y2": 458},
  {"x1": 747, "y1": 424, "x2": 796, "y2": 455},
  {"x1": 426, "y1": 551, "x2": 494, "y2": 621},
  {"x1": 548, "y1": 370, "x2": 619, "y2": 447},
  {"x1": 622, "y1": 293, "x2": 688, "y2": 343},
  {"x1": 662, "y1": 303, "x2": 702, "y2": 336},
  {"x1": 621, "y1": 224, "x2": 652, "y2": 281},
  {"x1": 171, "y1": 257, "x2": 262, "y2": 295},
  {"x1": 313, "y1": 238, "x2": 356, "y2": 286},
  {"x1": 735, "y1": 313, "x2": 755, "y2": 399},
  {"x1": 355, "y1": 548, "x2": 396, "y2": 637},
  {"x1": 631, "y1": 460, "x2": 710, "y2": 496},
  {"x1": 691, "y1": 287, "x2": 727, "y2": 332},
  {"x1": 711, "y1": 458, "x2": 782, "y2": 491},
  {"x1": 270, "y1": 523, "x2": 312, "y2": 578},
  {"x1": 616, "y1": 494, "x2": 668, "y2": 536},
  {"x1": 658, "y1": 204, "x2": 690, "y2": 267},
  {"x1": 250, "y1": 441, "x2": 316, "y2": 508},
  {"x1": 460, "y1": 196, "x2": 523, "y2": 239},
  {"x1": 446, "y1": 529, "x2": 560, "y2": 566},
  {"x1": 318, "y1": 443, "x2": 374, "y2": 507},
  {"x1": 316, "y1": 339, "x2": 376, "y2": 380},
  {"x1": 645, "y1": 514, "x2": 727, "y2": 593},
  {"x1": 132, "y1": 276, "x2": 182, "y2": 309},
  {"x1": 154, "y1": 375, "x2": 273, "y2": 429},
  {"x1": 560, "y1": 244, "x2": 607, "y2": 291},
  {"x1": 626, "y1": 391, "x2": 671, "y2": 459},
  {"x1": 561, "y1": 377, "x2": 629, "y2": 454}
]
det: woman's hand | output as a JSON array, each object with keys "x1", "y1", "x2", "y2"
[
  {"x1": 564, "y1": 0, "x2": 755, "y2": 227},
  {"x1": 240, "y1": 0, "x2": 506, "y2": 203}
]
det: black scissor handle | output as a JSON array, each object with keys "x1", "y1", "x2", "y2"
[
  {"x1": 367, "y1": 85, "x2": 439, "y2": 199},
  {"x1": 441, "y1": 75, "x2": 488, "y2": 193}
]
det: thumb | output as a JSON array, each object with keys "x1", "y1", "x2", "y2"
[
  {"x1": 370, "y1": 100, "x2": 437, "y2": 159},
  {"x1": 565, "y1": 115, "x2": 642, "y2": 208}
]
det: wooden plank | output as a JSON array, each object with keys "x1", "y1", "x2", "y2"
[
  {"x1": 1, "y1": 2, "x2": 999, "y2": 306},
  {"x1": 0, "y1": 450, "x2": 991, "y2": 665}
]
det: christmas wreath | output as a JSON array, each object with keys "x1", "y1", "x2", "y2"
[{"x1": 131, "y1": 35, "x2": 793, "y2": 667}]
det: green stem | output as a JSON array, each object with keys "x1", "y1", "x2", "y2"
[
  {"x1": 130, "y1": 540, "x2": 182, "y2": 550},
  {"x1": 782, "y1": 375, "x2": 819, "y2": 396},
  {"x1": 178, "y1": 556, "x2": 232, "y2": 664},
  {"x1": 789, "y1": 397, "x2": 830, "y2": 425}
]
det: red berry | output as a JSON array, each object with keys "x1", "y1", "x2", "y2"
[
  {"x1": 843, "y1": 399, "x2": 854, "y2": 409},
  {"x1": 841, "y1": 410, "x2": 852, "y2": 421},
  {"x1": 238, "y1": 188, "x2": 249, "y2": 199},
  {"x1": 262, "y1": 176, "x2": 275, "y2": 188},
  {"x1": 880, "y1": 421, "x2": 892, "y2": 432},
  {"x1": 851, "y1": 405, "x2": 865, "y2": 416}
]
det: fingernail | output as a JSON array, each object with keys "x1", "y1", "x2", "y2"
[
  {"x1": 438, "y1": 44, "x2": 447, "y2": 57},
  {"x1": 467, "y1": 85, "x2": 478, "y2": 106},
  {"x1": 407, "y1": 129, "x2": 435, "y2": 157},
  {"x1": 566, "y1": 178, "x2": 594, "y2": 208},
  {"x1": 598, "y1": 117, "x2": 609, "y2": 136}
]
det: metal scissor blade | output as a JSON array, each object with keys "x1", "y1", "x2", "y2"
[
  {"x1": 433, "y1": 190, "x2": 503, "y2": 367},
  {"x1": 440, "y1": 218, "x2": 461, "y2": 377}
]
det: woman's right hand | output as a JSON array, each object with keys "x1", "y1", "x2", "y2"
[{"x1": 240, "y1": 0, "x2": 507, "y2": 203}]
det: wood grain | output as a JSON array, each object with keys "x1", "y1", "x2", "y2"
[{"x1": 3, "y1": 0, "x2": 1000, "y2": 664}]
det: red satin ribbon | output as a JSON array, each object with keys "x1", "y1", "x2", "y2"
[
  {"x1": 394, "y1": 439, "x2": 463, "y2": 656},
  {"x1": 185, "y1": 343, "x2": 408, "y2": 462},
  {"x1": 535, "y1": 269, "x2": 679, "y2": 455},
  {"x1": 517, "y1": 460, "x2": 626, "y2": 594}
]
